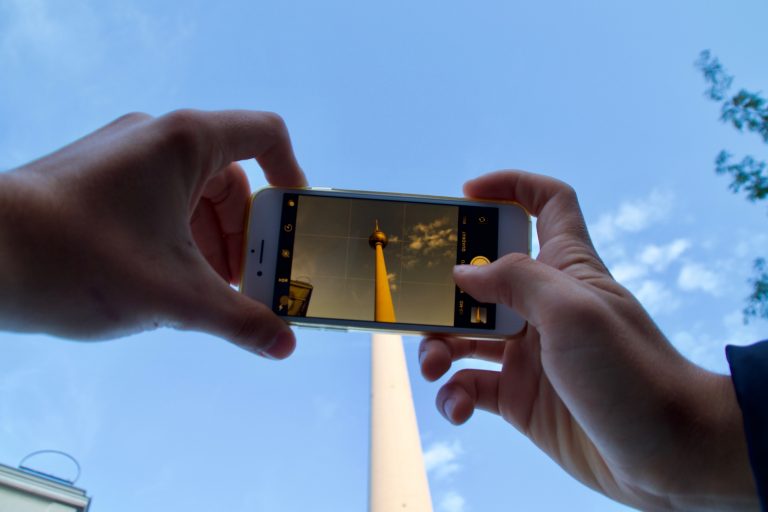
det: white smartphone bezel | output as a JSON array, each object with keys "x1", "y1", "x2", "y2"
[{"x1": 240, "y1": 187, "x2": 531, "y2": 339}]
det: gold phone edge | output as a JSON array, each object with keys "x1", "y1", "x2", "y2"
[{"x1": 239, "y1": 185, "x2": 533, "y2": 339}]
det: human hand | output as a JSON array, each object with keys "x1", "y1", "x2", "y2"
[
  {"x1": 419, "y1": 171, "x2": 758, "y2": 510},
  {"x1": 0, "y1": 110, "x2": 305, "y2": 359}
]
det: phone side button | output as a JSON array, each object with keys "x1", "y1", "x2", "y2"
[
  {"x1": 294, "y1": 325, "x2": 347, "y2": 333},
  {"x1": 321, "y1": 326, "x2": 348, "y2": 332},
  {"x1": 296, "y1": 326, "x2": 322, "y2": 332}
]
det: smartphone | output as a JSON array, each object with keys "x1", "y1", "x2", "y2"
[{"x1": 240, "y1": 187, "x2": 531, "y2": 338}]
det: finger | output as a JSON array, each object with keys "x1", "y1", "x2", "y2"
[
  {"x1": 156, "y1": 109, "x2": 308, "y2": 188},
  {"x1": 453, "y1": 252, "x2": 583, "y2": 327},
  {"x1": 497, "y1": 328, "x2": 544, "y2": 433},
  {"x1": 436, "y1": 369, "x2": 501, "y2": 424},
  {"x1": 464, "y1": 170, "x2": 592, "y2": 249},
  {"x1": 199, "y1": 162, "x2": 250, "y2": 282},
  {"x1": 190, "y1": 199, "x2": 230, "y2": 281},
  {"x1": 419, "y1": 336, "x2": 505, "y2": 381},
  {"x1": 172, "y1": 264, "x2": 296, "y2": 359},
  {"x1": 419, "y1": 338, "x2": 452, "y2": 381}
]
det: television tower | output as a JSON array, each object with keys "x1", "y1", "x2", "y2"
[
  {"x1": 369, "y1": 221, "x2": 433, "y2": 512},
  {"x1": 368, "y1": 220, "x2": 396, "y2": 323}
]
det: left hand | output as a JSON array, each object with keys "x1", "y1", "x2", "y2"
[{"x1": 0, "y1": 109, "x2": 305, "y2": 359}]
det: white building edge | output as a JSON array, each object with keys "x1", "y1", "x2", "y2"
[{"x1": 0, "y1": 462, "x2": 90, "y2": 512}]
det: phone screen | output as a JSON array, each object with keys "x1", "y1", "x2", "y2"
[{"x1": 272, "y1": 193, "x2": 498, "y2": 329}]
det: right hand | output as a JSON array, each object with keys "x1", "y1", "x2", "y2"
[{"x1": 419, "y1": 171, "x2": 758, "y2": 510}]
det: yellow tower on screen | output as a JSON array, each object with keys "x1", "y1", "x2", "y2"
[{"x1": 369, "y1": 220, "x2": 396, "y2": 322}]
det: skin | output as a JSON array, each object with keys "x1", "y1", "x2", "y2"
[
  {"x1": 0, "y1": 114, "x2": 758, "y2": 508},
  {"x1": 419, "y1": 171, "x2": 759, "y2": 510},
  {"x1": 0, "y1": 109, "x2": 306, "y2": 358}
]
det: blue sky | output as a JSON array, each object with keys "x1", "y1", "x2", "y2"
[{"x1": 1, "y1": 1, "x2": 768, "y2": 510}]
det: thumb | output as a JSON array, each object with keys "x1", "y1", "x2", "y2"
[
  {"x1": 176, "y1": 277, "x2": 296, "y2": 359},
  {"x1": 453, "y1": 253, "x2": 575, "y2": 328}
]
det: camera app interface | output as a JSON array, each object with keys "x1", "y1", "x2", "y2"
[{"x1": 273, "y1": 194, "x2": 498, "y2": 329}]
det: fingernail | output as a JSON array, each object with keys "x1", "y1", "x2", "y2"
[
  {"x1": 453, "y1": 264, "x2": 479, "y2": 275},
  {"x1": 442, "y1": 397, "x2": 457, "y2": 424},
  {"x1": 418, "y1": 348, "x2": 426, "y2": 366},
  {"x1": 263, "y1": 331, "x2": 296, "y2": 360}
]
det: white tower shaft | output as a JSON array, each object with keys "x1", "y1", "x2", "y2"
[{"x1": 369, "y1": 333, "x2": 433, "y2": 512}]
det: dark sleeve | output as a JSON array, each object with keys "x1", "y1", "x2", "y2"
[{"x1": 726, "y1": 340, "x2": 768, "y2": 509}]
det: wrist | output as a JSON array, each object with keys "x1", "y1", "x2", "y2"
[
  {"x1": 668, "y1": 369, "x2": 758, "y2": 510},
  {"x1": 0, "y1": 170, "x2": 50, "y2": 332}
]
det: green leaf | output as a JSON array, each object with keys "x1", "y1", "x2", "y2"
[{"x1": 744, "y1": 258, "x2": 768, "y2": 321}]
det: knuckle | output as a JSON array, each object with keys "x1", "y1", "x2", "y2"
[
  {"x1": 557, "y1": 183, "x2": 582, "y2": 210},
  {"x1": 259, "y1": 111, "x2": 288, "y2": 136},
  {"x1": 539, "y1": 172, "x2": 577, "y2": 198},
  {"x1": 116, "y1": 111, "x2": 152, "y2": 124},
  {"x1": 155, "y1": 109, "x2": 210, "y2": 162},
  {"x1": 558, "y1": 182, "x2": 578, "y2": 199},
  {"x1": 164, "y1": 108, "x2": 204, "y2": 124},
  {"x1": 160, "y1": 109, "x2": 204, "y2": 138}
]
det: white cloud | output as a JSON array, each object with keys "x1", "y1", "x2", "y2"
[
  {"x1": 590, "y1": 189, "x2": 675, "y2": 245},
  {"x1": 631, "y1": 280, "x2": 680, "y2": 315},
  {"x1": 387, "y1": 272, "x2": 398, "y2": 291},
  {"x1": 607, "y1": 239, "x2": 690, "y2": 287},
  {"x1": 677, "y1": 262, "x2": 722, "y2": 295},
  {"x1": 614, "y1": 190, "x2": 675, "y2": 231},
  {"x1": 0, "y1": 0, "x2": 196, "y2": 169},
  {"x1": 424, "y1": 440, "x2": 463, "y2": 481},
  {"x1": 407, "y1": 218, "x2": 457, "y2": 253},
  {"x1": 0, "y1": 0, "x2": 100, "y2": 70},
  {"x1": 722, "y1": 310, "x2": 768, "y2": 347},
  {"x1": 589, "y1": 215, "x2": 616, "y2": 247},
  {"x1": 588, "y1": 193, "x2": 687, "y2": 312},
  {"x1": 1, "y1": 0, "x2": 62, "y2": 53},
  {"x1": 1, "y1": 0, "x2": 194, "y2": 66},
  {"x1": 672, "y1": 310, "x2": 768, "y2": 373},
  {"x1": 609, "y1": 262, "x2": 647, "y2": 283},
  {"x1": 639, "y1": 239, "x2": 690, "y2": 270},
  {"x1": 404, "y1": 217, "x2": 458, "y2": 269},
  {"x1": 671, "y1": 330, "x2": 725, "y2": 373},
  {"x1": 438, "y1": 491, "x2": 466, "y2": 512}
]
